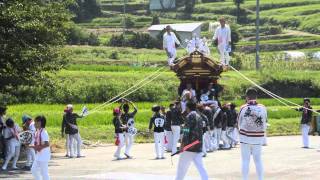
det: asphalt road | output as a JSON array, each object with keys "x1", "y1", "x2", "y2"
[{"x1": 1, "y1": 136, "x2": 320, "y2": 180}]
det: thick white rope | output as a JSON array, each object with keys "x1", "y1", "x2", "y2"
[
  {"x1": 228, "y1": 65, "x2": 320, "y2": 115},
  {"x1": 89, "y1": 66, "x2": 165, "y2": 113},
  {"x1": 89, "y1": 68, "x2": 164, "y2": 114}
]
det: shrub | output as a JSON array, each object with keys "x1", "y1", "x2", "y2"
[
  {"x1": 230, "y1": 53, "x2": 242, "y2": 70},
  {"x1": 201, "y1": 22, "x2": 209, "y2": 31},
  {"x1": 67, "y1": 25, "x2": 101, "y2": 45},
  {"x1": 88, "y1": 33, "x2": 100, "y2": 46},
  {"x1": 108, "y1": 32, "x2": 160, "y2": 49},
  {"x1": 109, "y1": 51, "x2": 119, "y2": 60},
  {"x1": 151, "y1": 14, "x2": 160, "y2": 25},
  {"x1": 122, "y1": 16, "x2": 135, "y2": 29},
  {"x1": 69, "y1": 0, "x2": 102, "y2": 23},
  {"x1": 230, "y1": 24, "x2": 241, "y2": 50},
  {"x1": 66, "y1": 25, "x2": 90, "y2": 45}
]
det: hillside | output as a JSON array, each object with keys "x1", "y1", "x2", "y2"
[
  {"x1": 2, "y1": 0, "x2": 320, "y2": 105},
  {"x1": 2, "y1": 0, "x2": 320, "y2": 145},
  {"x1": 79, "y1": 0, "x2": 320, "y2": 50}
]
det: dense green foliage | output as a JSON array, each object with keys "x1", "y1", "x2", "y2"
[
  {"x1": 233, "y1": 0, "x2": 245, "y2": 23},
  {"x1": 66, "y1": 24, "x2": 100, "y2": 45},
  {"x1": 108, "y1": 32, "x2": 160, "y2": 48},
  {"x1": 69, "y1": 0, "x2": 102, "y2": 23},
  {"x1": 0, "y1": 0, "x2": 72, "y2": 97}
]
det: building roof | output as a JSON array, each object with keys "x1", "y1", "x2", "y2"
[{"x1": 148, "y1": 22, "x2": 203, "y2": 32}]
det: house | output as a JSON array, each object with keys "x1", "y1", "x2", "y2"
[{"x1": 148, "y1": 22, "x2": 203, "y2": 47}]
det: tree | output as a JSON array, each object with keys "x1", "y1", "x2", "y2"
[
  {"x1": 151, "y1": 14, "x2": 160, "y2": 25},
  {"x1": 0, "y1": 0, "x2": 73, "y2": 91},
  {"x1": 184, "y1": 0, "x2": 196, "y2": 19},
  {"x1": 69, "y1": 0, "x2": 102, "y2": 23},
  {"x1": 233, "y1": 0, "x2": 245, "y2": 23}
]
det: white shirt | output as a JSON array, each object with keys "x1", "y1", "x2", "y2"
[
  {"x1": 163, "y1": 32, "x2": 180, "y2": 52},
  {"x1": 182, "y1": 89, "x2": 196, "y2": 102},
  {"x1": 3, "y1": 124, "x2": 21, "y2": 146},
  {"x1": 35, "y1": 129, "x2": 51, "y2": 162},
  {"x1": 213, "y1": 26, "x2": 231, "y2": 47}
]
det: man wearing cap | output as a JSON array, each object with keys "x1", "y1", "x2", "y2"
[
  {"x1": 213, "y1": 17, "x2": 231, "y2": 66},
  {"x1": 61, "y1": 104, "x2": 83, "y2": 158},
  {"x1": 22, "y1": 115, "x2": 36, "y2": 170},
  {"x1": 238, "y1": 88, "x2": 267, "y2": 180},
  {"x1": 296, "y1": 98, "x2": 313, "y2": 148},
  {"x1": 0, "y1": 106, "x2": 7, "y2": 161},
  {"x1": 163, "y1": 25, "x2": 181, "y2": 66}
]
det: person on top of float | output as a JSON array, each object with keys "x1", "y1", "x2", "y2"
[
  {"x1": 163, "y1": 25, "x2": 181, "y2": 66},
  {"x1": 213, "y1": 17, "x2": 231, "y2": 66}
]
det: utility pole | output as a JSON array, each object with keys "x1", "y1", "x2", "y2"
[
  {"x1": 122, "y1": 0, "x2": 126, "y2": 46},
  {"x1": 255, "y1": 0, "x2": 260, "y2": 70}
]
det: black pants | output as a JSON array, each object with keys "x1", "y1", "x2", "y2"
[{"x1": 0, "y1": 136, "x2": 6, "y2": 160}]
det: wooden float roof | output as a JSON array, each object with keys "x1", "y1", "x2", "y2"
[{"x1": 172, "y1": 50, "x2": 223, "y2": 79}]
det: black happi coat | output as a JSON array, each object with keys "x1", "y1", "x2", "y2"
[
  {"x1": 164, "y1": 110, "x2": 172, "y2": 131},
  {"x1": 121, "y1": 109, "x2": 137, "y2": 132},
  {"x1": 170, "y1": 107, "x2": 184, "y2": 126},
  {"x1": 227, "y1": 109, "x2": 238, "y2": 127},
  {"x1": 61, "y1": 113, "x2": 82, "y2": 135},
  {"x1": 113, "y1": 116, "x2": 124, "y2": 134},
  {"x1": 149, "y1": 113, "x2": 165, "y2": 133},
  {"x1": 212, "y1": 108, "x2": 223, "y2": 129},
  {"x1": 199, "y1": 112, "x2": 209, "y2": 134},
  {"x1": 297, "y1": 106, "x2": 313, "y2": 124},
  {"x1": 181, "y1": 111, "x2": 203, "y2": 153}
]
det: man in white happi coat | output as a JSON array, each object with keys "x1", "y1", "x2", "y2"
[
  {"x1": 163, "y1": 25, "x2": 181, "y2": 66},
  {"x1": 213, "y1": 17, "x2": 231, "y2": 66}
]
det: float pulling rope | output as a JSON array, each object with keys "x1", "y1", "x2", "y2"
[
  {"x1": 228, "y1": 65, "x2": 320, "y2": 115},
  {"x1": 89, "y1": 66, "x2": 165, "y2": 113},
  {"x1": 88, "y1": 68, "x2": 164, "y2": 115}
]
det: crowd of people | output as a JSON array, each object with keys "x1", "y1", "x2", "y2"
[
  {"x1": 0, "y1": 86, "x2": 316, "y2": 180},
  {"x1": 111, "y1": 83, "x2": 269, "y2": 180},
  {"x1": 0, "y1": 107, "x2": 51, "y2": 180}
]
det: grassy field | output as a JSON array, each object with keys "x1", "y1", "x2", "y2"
[
  {"x1": 4, "y1": 0, "x2": 320, "y2": 149},
  {"x1": 6, "y1": 98, "x2": 320, "y2": 148}
]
